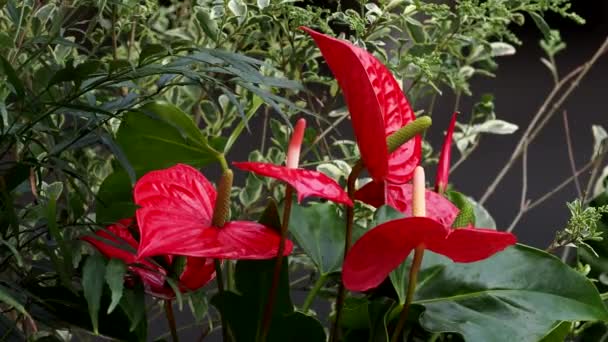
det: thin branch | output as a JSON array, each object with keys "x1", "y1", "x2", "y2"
[
  {"x1": 527, "y1": 151, "x2": 607, "y2": 211},
  {"x1": 583, "y1": 148, "x2": 607, "y2": 203},
  {"x1": 507, "y1": 140, "x2": 529, "y2": 232},
  {"x1": 479, "y1": 36, "x2": 608, "y2": 205},
  {"x1": 562, "y1": 110, "x2": 583, "y2": 197},
  {"x1": 300, "y1": 111, "x2": 349, "y2": 160}
]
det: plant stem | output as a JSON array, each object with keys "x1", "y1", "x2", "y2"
[
  {"x1": 301, "y1": 273, "x2": 328, "y2": 313},
  {"x1": 214, "y1": 259, "x2": 229, "y2": 342},
  {"x1": 226, "y1": 261, "x2": 235, "y2": 291},
  {"x1": 390, "y1": 246, "x2": 425, "y2": 342},
  {"x1": 165, "y1": 300, "x2": 179, "y2": 342},
  {"x1": 259, "y1": 186, "x2": 294, "y2": 342},
  {"x1": 330, "y1": 160, "x2": 364, "y2": 342}
]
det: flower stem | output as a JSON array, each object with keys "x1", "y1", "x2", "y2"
[
  {"x1": 330, "y1": 160, "x2": 364, "y2": 342},
  {"x1": 164, "y1": 300, "x2": 179, "y2": 342},
  {"x1": 214, "y1": 259, "x2": 230, "y2": 342},
  {"x1": 302, "y1": 273, "x2": 328, "y2": 313},
  {"x1": 390, "y1": 246, "x2": 425, "y2": 342},
  {"x1": 259, "y1": 185, "x2": 294, "y2": 342}
]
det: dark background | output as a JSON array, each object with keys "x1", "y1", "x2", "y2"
[{"x1": 153, "y1": 1, "x2": 608, "y2": 340}]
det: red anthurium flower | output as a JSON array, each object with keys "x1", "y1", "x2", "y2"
[
  {"x1": 83, "y1": 218, "x2": 216, "y2": 298},
  {"x1": 435, "y1": 112, "x2": 458, "y2": 194},
  {"x1": 134, "y1": 164, "x2": 293, "y2": 259},
  {"x1": 233, "y1": 119, "x2": 353, "y2": 206},
  {"x1": 300, "y1": 27, "x2": 421, "y2": 184},
  {"x1": 355, "y1": 113, "x2": 458, "y2": 214},
  {"x1": 342, "y1": 167, "x2": 516, "y2": 291}
]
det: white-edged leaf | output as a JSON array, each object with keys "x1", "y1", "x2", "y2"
[
  {"x1": 257, "y1": 0, "x2": 270, "y2": 9},
  {"x1": 471, "y1": 119, "x2": 518, "y2": 135},
  {"x1": 592, "y1": 125, "x2": 608, "y2": 160},
  {"x1": 490, "y1": 42, "x2": 516, "y2": 57}
]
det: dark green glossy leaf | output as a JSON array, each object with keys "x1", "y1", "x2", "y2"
[
  {"x1": 289, "y1": 202, "x2": 365, "y2": 275},
  {"x1": 116, "y1": 102, "x2": 216, "y2": 172},
  {"x1": 120, "y1": 288, "x2": 147, "y2": 334},
  {"x1": 0, "y1": 55, "x2": 24, "y2": 97},
  {"x1": 468, "y1": 195, "x2": 496, "y2": 229},
  {"x1": 82, "y1": 254, "x2": 106, "y2": 334},
  {"x1": 95, "y1": 170, "x2": 137, "y2": 224},
  {"x1": 196, "y1": 9, "x2": 219, "y2": 42},
  {"x1": 212, "y1": 200, "x2": 325, "y2": 342},
  {"x1": 105, "y1": 258, "x2": 126, "y2": 314},
  {"x1": 539, "y1": 322, "x2": 571, "y2": 342},
  {"x1": 27, "y1": 284, "x2": 146, "y2": 341},
  {"x1": 412, "y1": 245, "x2": 608, "y2": 342}
]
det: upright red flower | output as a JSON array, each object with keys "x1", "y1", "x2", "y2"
[
  {"x1": 435, "y1": 112, "x2": 458, "y2": 194},
  {"x1": 300, "y1": 27, "x2": 421, "y2": 185},
  {"x1": 82, "y1": 219, "x2": 215, "y2": 298},
  {"x1": 355, "y1": 113, "x2": 458, "y2": 214},
  {"x1": 342, "y1": 167, "x2": 517, "y2": 291},
  {"x1": 134, "y1": 164, "x2": 293, "y2": 259},
  {"x1": 233, "y1": 118, "x2": 353, "y2": 206}
]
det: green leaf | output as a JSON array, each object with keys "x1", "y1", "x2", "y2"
[
  {"x1": 95, "y1": 170, "x2": 137, "y2": 224},
  {"x1": 289, "y1": 202, "x2": 365, "y2": 275},
  {"x1": 225, "y1": 95, "x2": 263, "y2": 153},
  {"x1": 26, "y1": 284, "x2": 145, "y2": 341},
  {"x1": 530, "y1": 12, "x2": 552, "y2": 40},
  {"x1": 0, "y1": 284, "x2": 31, "y2": 321},
  {"x1": 257, "y1": 0, "x2": 270, "y2": 9},
  {"x1": 411, "y1": 245, "x2": 608, "y2": 342},
  {"x1": 116, "y1": 102, "x2": 216, "y2": 172},
  {"x1": 539, "y1": 322, "x2": 571, "y2": 342},
  {"x1": 82, "y1": 254, "x2": 106, "y2": 334},
  {"x1": 212, "y1": 200, "x2": 325, "y2": 342},
  {"x1": 467, "y1": 195, "x2": 496, "y2": 229},
  {"x1": 105, "y1": 258, "x2": 127, "y2": 314},
  {"x1": 0, "y1": 55, "x2": 24, "y2": 97},
  {"x1": 340, "y1": 297, "x2": 399, "y2": 342},
  {"x1": 188, "y1": 289, "x2": 209, "y2": 323},
  {"x1": 196, "y1": 9, "x2": 219, "y2": 42},
  {"x1": 120, "y1": 288, "x2": 147, "y2": 334}
]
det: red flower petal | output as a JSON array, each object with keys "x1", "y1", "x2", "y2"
[
  {"x1": 302, "y1": 27, "x2": 421, "y2": 184},
  {"x1": 232, "y1": 162, "x2": 353, "y2": 206},
  {"x1": 82, "y1": 219, "x2": 139, "y2": 264},
  {"x1": 428, "y1": 228, "x2": 517, "y2": 262},
  {"x1": 136, "y1": 211, "x2": 292, "y2": 260},
  {"x1": 355, "y1": 182, "x2": 459, "y2": 227},
  {"x1": 354, "y1": 180, "x2": 386, "y2": 208},
  {"x1": 134, "y1": 163, "x2": 216, "y2": 225},
  {"x1": 342, "y1": 217, "x2": 448, "y2": 291},
  {"x1": 179, "y1": 257, "x2": 216, "y2": 290},
  {"x1": 435, "y1": 112, "x2": 458, "y2": 193},
  {"x1": 301, "y1": 28, "x2": 388, "y2": 182}
]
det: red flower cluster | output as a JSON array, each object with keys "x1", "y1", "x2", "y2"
[
  {"x1": 84, "y1": 164, "x2": 295, "y2": 297},
  {"x1": 302, "y1": 27, "x2": 517, "y2": 292},
  {"x1": 84, "y1": 117, "x2": 352, "y2": 297}
]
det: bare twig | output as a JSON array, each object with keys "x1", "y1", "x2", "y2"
[
  {"x1": 479, "y1": 37, "x2": 608, "y2": 205},
  {"x1": 583, "y1": 148, "x2": 607, "y2": 203},
  {"x1": 507, "y1": 140, "x2": 530, "y2": 232},
  {"x1": 562, "y1": 111, "x2": 583, "y2": 197},
  {"x1": 527, "y1": 151, "x2": 607, "y2": 211}
]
